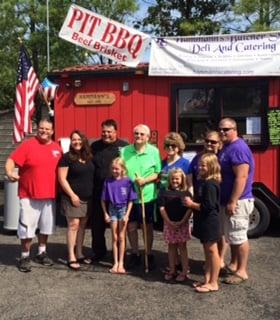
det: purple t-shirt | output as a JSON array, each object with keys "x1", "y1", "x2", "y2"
[
  {"x1": 218, "y1": 138, "x2": 254, "y2": 205},
  {"x1": 101, "y1": 177, "x2": 138, "y2": 207},
  {"x1": 188, "y1": 153, "x2": 201, "y2": 194}
]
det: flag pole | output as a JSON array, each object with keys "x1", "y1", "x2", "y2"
[
  {"x1": 39, "y1": 88, "x2": 52, "y2": 114},
  {"x1": 46, "y1": 0, "x2": 50, "y2": 72}
]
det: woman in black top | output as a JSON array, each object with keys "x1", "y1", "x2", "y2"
[
  {"x1": 58, "y1": 130, "x2": 95, "y2": 270},
  {"x1": 185, "y1": 153, "x2": 221, "y2": 293}
]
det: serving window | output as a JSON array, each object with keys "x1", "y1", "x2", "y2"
[{"x1": 173, "y1": 80, "x2": 269, "y2": 149}]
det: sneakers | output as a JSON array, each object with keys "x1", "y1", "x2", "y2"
[
  {"x1": 126, "y1": 253, "x2": 141, "y2": 269},
  {"x1": 34, "y1": 252, "x2": 53, "y2": 266},
  {"x1": 18, "y1": 257, "x2": 31, "y2": 273}
]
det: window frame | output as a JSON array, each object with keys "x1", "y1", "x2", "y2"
[{"x1": 171, "y1": 79, "x2": 270, "y2": 151}]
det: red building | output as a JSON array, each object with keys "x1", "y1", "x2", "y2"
[{"x1": 50, "y1": 63, "x2": 280, "y2": 236}]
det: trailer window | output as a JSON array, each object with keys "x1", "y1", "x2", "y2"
[{"x1": 175, "y1": 81, "x2": 268, "y2": 149}]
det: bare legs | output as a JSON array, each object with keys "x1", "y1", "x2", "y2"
[
  {"x1": 228, "y1": 241, "x2": 249, "y2": 279},
  {"x1": 21, "y1": 234, "x2": 49, "y2": 256},
  {"x1": 66, "y1": 216, "x2": 88, "y2": 269},
  {"x1": 110, "y1": 220, "x2": 127, "y2": 273},
  {"x1": 166, "y1": 242, "x2": 189, "y2": 281},
  {"x1": 218, "y1": 235, "x2": 228, "y2": 268},
  {"x1": 195, "y1": 241, "x2": 220, "y2": 292}
]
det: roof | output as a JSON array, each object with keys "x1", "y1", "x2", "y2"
[{"x1": 49, "y1": 63, "x2": 149, "y2": 78}]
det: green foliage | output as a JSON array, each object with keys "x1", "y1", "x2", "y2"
[
  {"x1": 0, "y1": 0, "x2": 138, "y2": 110},
  {"x1": 139, "y1": 0, "x2": 234, "y2": 36},
  {"x1": 232, "y1": 0, "x2": 280, "y2": 32}
]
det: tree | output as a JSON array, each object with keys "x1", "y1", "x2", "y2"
[
  {"x1": 230, "y1": 0, "x2": 280, "y2": 32},
  {"x1": 138, "y1": 0, "x2": 234, "y2": 36},
  {"x1": 0, "y1": 0, "x2": 138, "y2": 110}
]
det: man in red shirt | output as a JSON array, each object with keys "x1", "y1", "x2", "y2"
[{"x1": 5, "y1": 119, "x2": 62, "y2": 272}]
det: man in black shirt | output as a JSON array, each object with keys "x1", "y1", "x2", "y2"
[{"x1": 91, "y1": 119, "x2": 128, "y2": 260}]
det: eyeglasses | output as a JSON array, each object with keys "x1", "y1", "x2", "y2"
[
  {"x1": 205, "y1": 139, "x2": 219, "y2": 145},
  {"x1": 164, "y1": 143, "x2": 177, "y2": 149},
  {"x1": 134, "y1": 132, "x2": 145, "y2": 136},
  {"x1": 219, "y1": 127, "x2": 234, "y2": 132}
]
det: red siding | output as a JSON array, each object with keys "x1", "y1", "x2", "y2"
[{"x1": 54, "y1": 72, "x2": 279, "y2": 197}]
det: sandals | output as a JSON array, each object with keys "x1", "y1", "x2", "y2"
[
  {"x1": 195, "y1": 285, "x2": 219, "y2": 293},
  {"x1": 76, "y1": 257, "x2": 92, "y2": 265},
  {"x1": 67, "y1": 260, "x2": 80, "y2": 271},
  {"x1": 224, "y1": 274, "x2": 248, "y2": 285},
  {"x1": 164, "y1": 272, "x2": 177, "y2": 281},
  {"x1": 175, "y1": 273, "x2": 189, "y2": 282}
]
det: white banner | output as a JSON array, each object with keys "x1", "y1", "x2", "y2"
[
  {"x1": 59, "y1": 4, "x2": 150, "y2": 67},
  {"x1": 149, "y1": 31, "x2": 280, "y2": 76}
]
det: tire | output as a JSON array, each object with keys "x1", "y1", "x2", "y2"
[{"x1": 247, "y1": 197, "x2": 270, "y2": 238}]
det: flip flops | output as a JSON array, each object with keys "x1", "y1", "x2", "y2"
[
  {"x1": 195, "y1": 285, "x2": 219, "y2": 293},
  {"x1": 164, "y1": 272, "x2": 177, "y2": 281},
  {"x1": 67, "y1": 260, "x2": 80, "y2": 271},
  {"x1": 175, "y1": 273, "x2": 189, "y2": 282},
  {"x1": 76, "y1": 257, "x2": 92, "y2": 265},
  {"x1": 224, "y1": 265, "x2": 237, "y2": 274},
  {"x1": 224, "y1": 274, "x2": 248, "y2": 285}
]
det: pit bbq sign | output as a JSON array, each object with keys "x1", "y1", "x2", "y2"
[{"x1": 59, "y1": 4, "x2": 150, "y2": 67}]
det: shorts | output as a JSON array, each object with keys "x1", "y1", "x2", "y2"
[
  {"x1": 223, "y1": 199, "x2": 254, "y2": 245},
  {"x1": 163, "y1": 222, "x2": 191, "y2": 244},
  {"x1": 18, "y1": 198, "x2": 56, "y2": 239},
  {"x1": 109, "y1": 204, "x2": 127, "y2": 222},
  {"x1": 129, "y1": 201, "x2": 155, "y2": 224},
  {"x1": 61, "y1": 195, "x2": 91, "y2": 218}
]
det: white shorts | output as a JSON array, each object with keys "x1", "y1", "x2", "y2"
[
  {"x1": 223, "y1": 199, "x2": 254, "y2": 245},
  {"x1": 18, "y1": 198, "x2": 56, "y2": 239}
]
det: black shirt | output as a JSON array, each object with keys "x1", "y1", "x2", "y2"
[
  {"x1": 193, "y1": 179, "x2": 221, "y2": 243},
  {"x1": 58, "y1": 152, "x2": 95, "y2": 201},
  {"x1": 158, "y1": 189, "x2": 191, "y2": 222},
  {"x1": 91, "y1": 139, "x2": 128, "y2": 197}
]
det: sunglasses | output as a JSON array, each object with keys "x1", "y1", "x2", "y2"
[
  {"x1": 164, "y1": 143, "x2": 177, "y2": 148},
  {"x1": 205, "y1": 139, "x2": 219, "y2": 145},
  {"x1": 134, "y1": 132, "x2": 145, "y2": 136},
  {"x1": 219, "y1": 127, "x2": 234, "y2": 132}
]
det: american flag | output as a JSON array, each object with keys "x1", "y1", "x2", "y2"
[
  {"x1": 13, "y1": 45, "x2": 39, "y2": 143},
  {"x1": 41, "y1": 77, "x2": 58, "y2": 101}
]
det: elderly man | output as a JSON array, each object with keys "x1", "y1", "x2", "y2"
[
  {"x1": 5, "y1": 119, "x2": 62, "y2": 272},
  {"x1": 91, "y1": 119, "x2": 128, "y2": 261},
  {"x1": 218, "y1": 118, "x2": 255, "y2": 284},
  {"x1": 121, "y1": 124, "x2": 161, "y2": 270}
]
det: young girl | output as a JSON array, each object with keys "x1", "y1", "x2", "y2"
[
  {"x1": 101, "y1": 157, "x2": 137, "y2": 274},
  {"x1": 158, "y1": 168, "x2": 192, "y2": 282},
  {"x1": 185, "y1": 153, "x2": 221, "y2": 293}
]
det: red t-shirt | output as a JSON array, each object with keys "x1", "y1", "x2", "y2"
[{"x1": 10, "y1": 137, "x2": 62, "y2": 199}]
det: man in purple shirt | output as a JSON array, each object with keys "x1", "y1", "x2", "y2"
[{"x1": 218, "y1": 118, "x2": 255, "y2": 285}]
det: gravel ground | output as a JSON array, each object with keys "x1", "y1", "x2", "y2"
[{"x1": 0, "y1": 189, "x2": 279, "y2": 320}]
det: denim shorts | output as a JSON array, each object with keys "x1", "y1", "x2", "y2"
[
  {"x1": 109, "y1": 204, "x2": 127, "y2": 222},
  {"x1": 129, "y1": 201, "x2": 155, "y2": 224}
]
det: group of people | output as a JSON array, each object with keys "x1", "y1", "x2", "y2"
[{"x1": 5, "y1": 117, "x2": 255, "y2": 294}]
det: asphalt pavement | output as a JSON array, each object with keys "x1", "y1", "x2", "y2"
[{"x1": 0, "y1": 188, "x2": 279, "y2": 320}]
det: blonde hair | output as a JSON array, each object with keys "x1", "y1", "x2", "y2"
[
  {"x1": 167, "y1": 168, "x2": 188, "y2": 191},
  {"x1": 198, "y1": 153, "x2": 221, "y2": 183},
  {"x1": 164, "y1": 132, "x2": 186, "y2": 155},
  {"x1": 111, "y1": 157, "x2": 127, "y2": 178}
]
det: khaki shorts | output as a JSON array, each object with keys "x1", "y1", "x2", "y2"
[
  {"x1": 18, "y1": 198, "x2": 56, "y2": 239},
  {"x1": 223, "y1": 199, "x2": 254, "y2": 245},
  {"x1": 61, "y1": 195, "x2": 91, "y2": 219}
]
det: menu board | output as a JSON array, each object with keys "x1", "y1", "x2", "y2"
[{"x1": 267, "y1": 108, "x2": 280, "y2": 145}]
